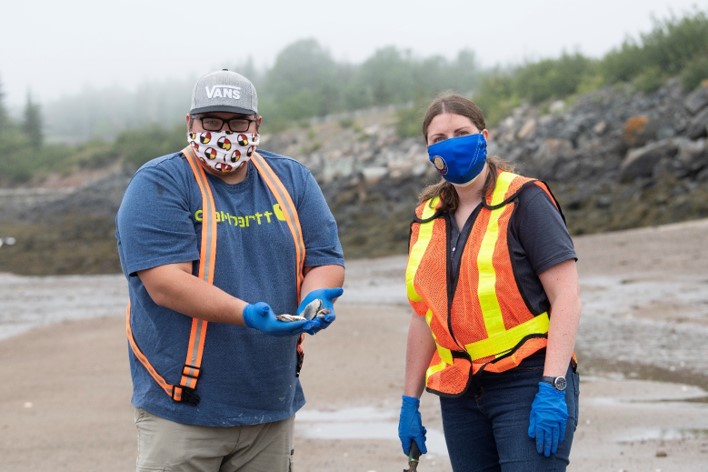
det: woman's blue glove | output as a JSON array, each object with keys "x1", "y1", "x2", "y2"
[
  {"x1": 297, "y1": 287, "x2": 343, "y2": 334},
  {"x1": 243, "y1": 302, "x2": 313, "y2": 336},
  {"x1": 528, "y1": 382, "x2": 568, "y2": 457},
  {"x1": 398, "y1": 395, "x2": 428, "y2": 456}
]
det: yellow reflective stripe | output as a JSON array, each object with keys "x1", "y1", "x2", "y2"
[
  {"x1": 250, "y1": 152, "x2": 306, "y2": 296},
  {"x1": 425, "y1": 306, "x2": 453, "y2": 387},
  {"x1": 424, "y1": 308, "x2": 453, "y2": 365},
  {"x1": 426, "y1": 301, "x2": 449, "y2": 382},
  {"x1": 406, "y1": 197, "x2": 439, "y2": 302},
  {"x1": 488, "y1": 171, "x2": 519, "y2": 207},
  {"x1": 465, "y1": 312, "x2": 550, "y2": 359},
  {"x1": 476, "y1": 173, "x2": 516, "y2": 340},
  {"x1": 437, "y1": 345, "x2": 453, "y2": 366},
  {"x1": 426, "y1": 361, "x2": 448, "y2": 382}
]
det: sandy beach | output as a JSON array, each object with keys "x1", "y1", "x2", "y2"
[{"x1": 1, "y1": 218, "x2": 708, "y2": 471}]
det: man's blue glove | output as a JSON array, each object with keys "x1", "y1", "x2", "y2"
[
  {"x1": 528, "y1": 382, "x2": 568, "y2": 457},
  {"x1": 243, "y1": 302, "x2": 313, "y2": 336},
  {"x1": 398, "y1": 395, "x2": 428, "y2": 456},
  {"x1": 297, "y1": 287, "x2": 343, "y2": 335}
]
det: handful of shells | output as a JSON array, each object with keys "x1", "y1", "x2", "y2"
[{"x1": 276, "y1": 299, "x2": 330, "y2": 322}]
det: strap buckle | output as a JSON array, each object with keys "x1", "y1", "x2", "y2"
[{"x1": 171, "y1": 386, "x2": 200, "y2": 406}]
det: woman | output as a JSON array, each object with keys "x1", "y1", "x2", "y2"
[{"x1": 398, "y1": 93, "x2": 581, "y2": 471}]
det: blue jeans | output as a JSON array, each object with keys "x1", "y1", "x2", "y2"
[{"x1": 439, "y1": 352, "x2": 579, "y2": 472}]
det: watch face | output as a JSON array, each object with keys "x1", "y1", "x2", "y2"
[{"x1": 554, "y1": 376, "x2": 567, "y2": 391}]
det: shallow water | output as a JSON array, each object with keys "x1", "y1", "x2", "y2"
[
  {"x1": 0, "y1": 272, "x2": 127, "y2": 341},
  {"x1": 615, "y1": 427, "x2": 708, "y2": 442},
  {"x1": 2, "y1": 254, "x2": 707, "y2": 388},
  {"x1": 297, "y1": 406, "x2": 449, "y2": 456},
  {"x1": 578, "y1": 274, "x2": 708, "y2": 389},
  {"x1": 296, "y1": 394, "x2": 708, "y2": 456}
]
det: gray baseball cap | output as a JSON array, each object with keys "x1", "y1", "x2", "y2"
[{"x1": 190, "y1": 69, "x2": 258, "y2": 116}]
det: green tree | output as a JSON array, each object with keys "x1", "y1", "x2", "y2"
[
  {"x1": 0, "y1": 128, "x2": 34, "y2": 184},
  {"x1": 474, "y1": 70, "x2": 519, "y2": 126},
  {"x1": 0, "y1": 75, "x2": 8, "y2": 129},
  {"x1": 640, "y1": 10, "x2": 708, "y2": 75},
  {"x1": 599, "y1": 9, "x2": 707, "y2": 88},
  {"x1": 112, "y1": 123, "x2": 186, "y2": 169},
  {"x1": 356, "y1": 46, "x2": 417, "y2": 105},
  {"x1": 23, "y1": 93, "x2": 43, "y2": 149},
  {"x1": 513, "y1": 53, "x2": 595, "y2": 104},
  {"x1": 261, "y1": 38, "x2": 341, "y2": 128}
]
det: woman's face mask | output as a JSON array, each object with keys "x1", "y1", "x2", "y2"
[
  {"x1": 187, "y1": 130, "x2": 259, "y2": 174},
  {"x1": 427, "y1": 133, "x2": 487, "y2": 186}
]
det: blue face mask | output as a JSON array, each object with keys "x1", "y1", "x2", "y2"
[{"x1": 427, "y1": 133, "x2": 487, "y2": 186}]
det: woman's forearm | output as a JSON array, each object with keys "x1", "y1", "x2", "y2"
[
  {"x1": 539, "y1": 259, "x2": 582, "y2": 376},
  {"x1": 403, "y1": 313, "x2": 436, "y2": 397}
]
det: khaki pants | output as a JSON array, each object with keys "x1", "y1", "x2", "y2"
[{"x1": 134, "y1": 408, "x2": 294, "y2": 472}]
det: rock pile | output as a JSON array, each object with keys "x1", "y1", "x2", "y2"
[{"x1": 293, "y1": 79, "x2": 708, "y2": 255}]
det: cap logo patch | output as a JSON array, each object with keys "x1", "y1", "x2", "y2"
[{"x1": 206, "y1": 85, "x2": 241, "y2": 100}]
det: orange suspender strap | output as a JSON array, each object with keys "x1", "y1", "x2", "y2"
[
  {"x1": 124, "y1": 146, "x2": 218, "y2": 405},
  {"x1": 250, "y1": 152, "x2": 306, "y2": 294},
  {"x1": 178, "y1": 146, "x2": 218, "y2": 398},
  {"x1": 250, "y1": 152, "x2": 308, "y2": 376}
]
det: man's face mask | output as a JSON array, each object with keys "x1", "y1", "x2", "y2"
[
  {"x1": 187, "y1": 130, "x2": 260, "y2": 174},
  {"x1": 427, "y1": 133, "x2": 487, "y2": 186}
]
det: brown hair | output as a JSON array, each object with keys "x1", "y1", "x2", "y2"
[{"x1": 418, "y1": 93, "x2": 514, "y2": 211}]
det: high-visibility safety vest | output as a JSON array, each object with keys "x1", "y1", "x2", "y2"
[
  {"x1": 125, "y1": 146, "x2": 306, "y2": 405},
  {"x1": 406, "y1": 171, "x2": 563, "y2": 396}
]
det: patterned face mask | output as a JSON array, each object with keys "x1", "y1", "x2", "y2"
[{"x1": 187, "y1": 130, "x2": 260, "y2": 174}]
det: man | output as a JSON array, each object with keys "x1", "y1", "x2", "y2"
[{"x1": 116, "y1": 69, "x2": 345, "y2": 471}]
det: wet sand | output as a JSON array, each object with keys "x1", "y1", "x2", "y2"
[{"x1": 1, "y1": 218, "x2": 707, "y2": 471}]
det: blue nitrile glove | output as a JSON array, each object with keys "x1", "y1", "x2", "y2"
[
  {"x1": 297, "y1": 287, "x2": 344, "y2": 335},
  {"x1": 243, "y1": 302, "x2": 313, "y2": 337},
  {"x1": 528, "y1": 382, "x2": 568, "y2": 457},
  {"x1": 398, "y1": 395, "x2": 428, "y2": 456}
]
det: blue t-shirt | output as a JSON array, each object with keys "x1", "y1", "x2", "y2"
[{"x1": 115, "y1": 149, "x2": 344, "y2": 426}]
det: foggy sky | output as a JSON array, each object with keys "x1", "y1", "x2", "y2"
[{"x1": 1, "y1": 0, "x2": 703, "y2": 108}]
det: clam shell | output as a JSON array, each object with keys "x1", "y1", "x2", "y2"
[
  {"x1": 275, "y1": 298, "x2": 330, "y2": 323},
  {"x1": 301, "y1": 298, "x2": 329, "y2": 320}
]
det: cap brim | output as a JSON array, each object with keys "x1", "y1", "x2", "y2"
[{"x1": 190, "y1": 105, "x2": 257, "y2": 116}]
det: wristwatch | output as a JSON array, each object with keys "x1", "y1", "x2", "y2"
[{"x1": 541, "y1": 375, "x2": 567, "y2": 391}]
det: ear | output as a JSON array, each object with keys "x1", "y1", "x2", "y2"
[
  {"x1": 482, "y1": 129, "x2": 489, "y2": 140},
  {"x1": 256, "y1": 115, "x2": 262, "y2": 131},
  {"x1": 185, "y1": 114, "x2": 192, "y2": 131}
]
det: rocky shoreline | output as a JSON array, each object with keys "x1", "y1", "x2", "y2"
[{"x1": 0, "y1": 80, "x2": 706, "y2": 275}]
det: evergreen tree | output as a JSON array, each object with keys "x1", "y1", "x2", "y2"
[
  {"x1": 23, "y1": 93, "x2": 43, "y2": 149},
  {"x1": 0, "y1": 76, "x2": 9, "y2": 129}
]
